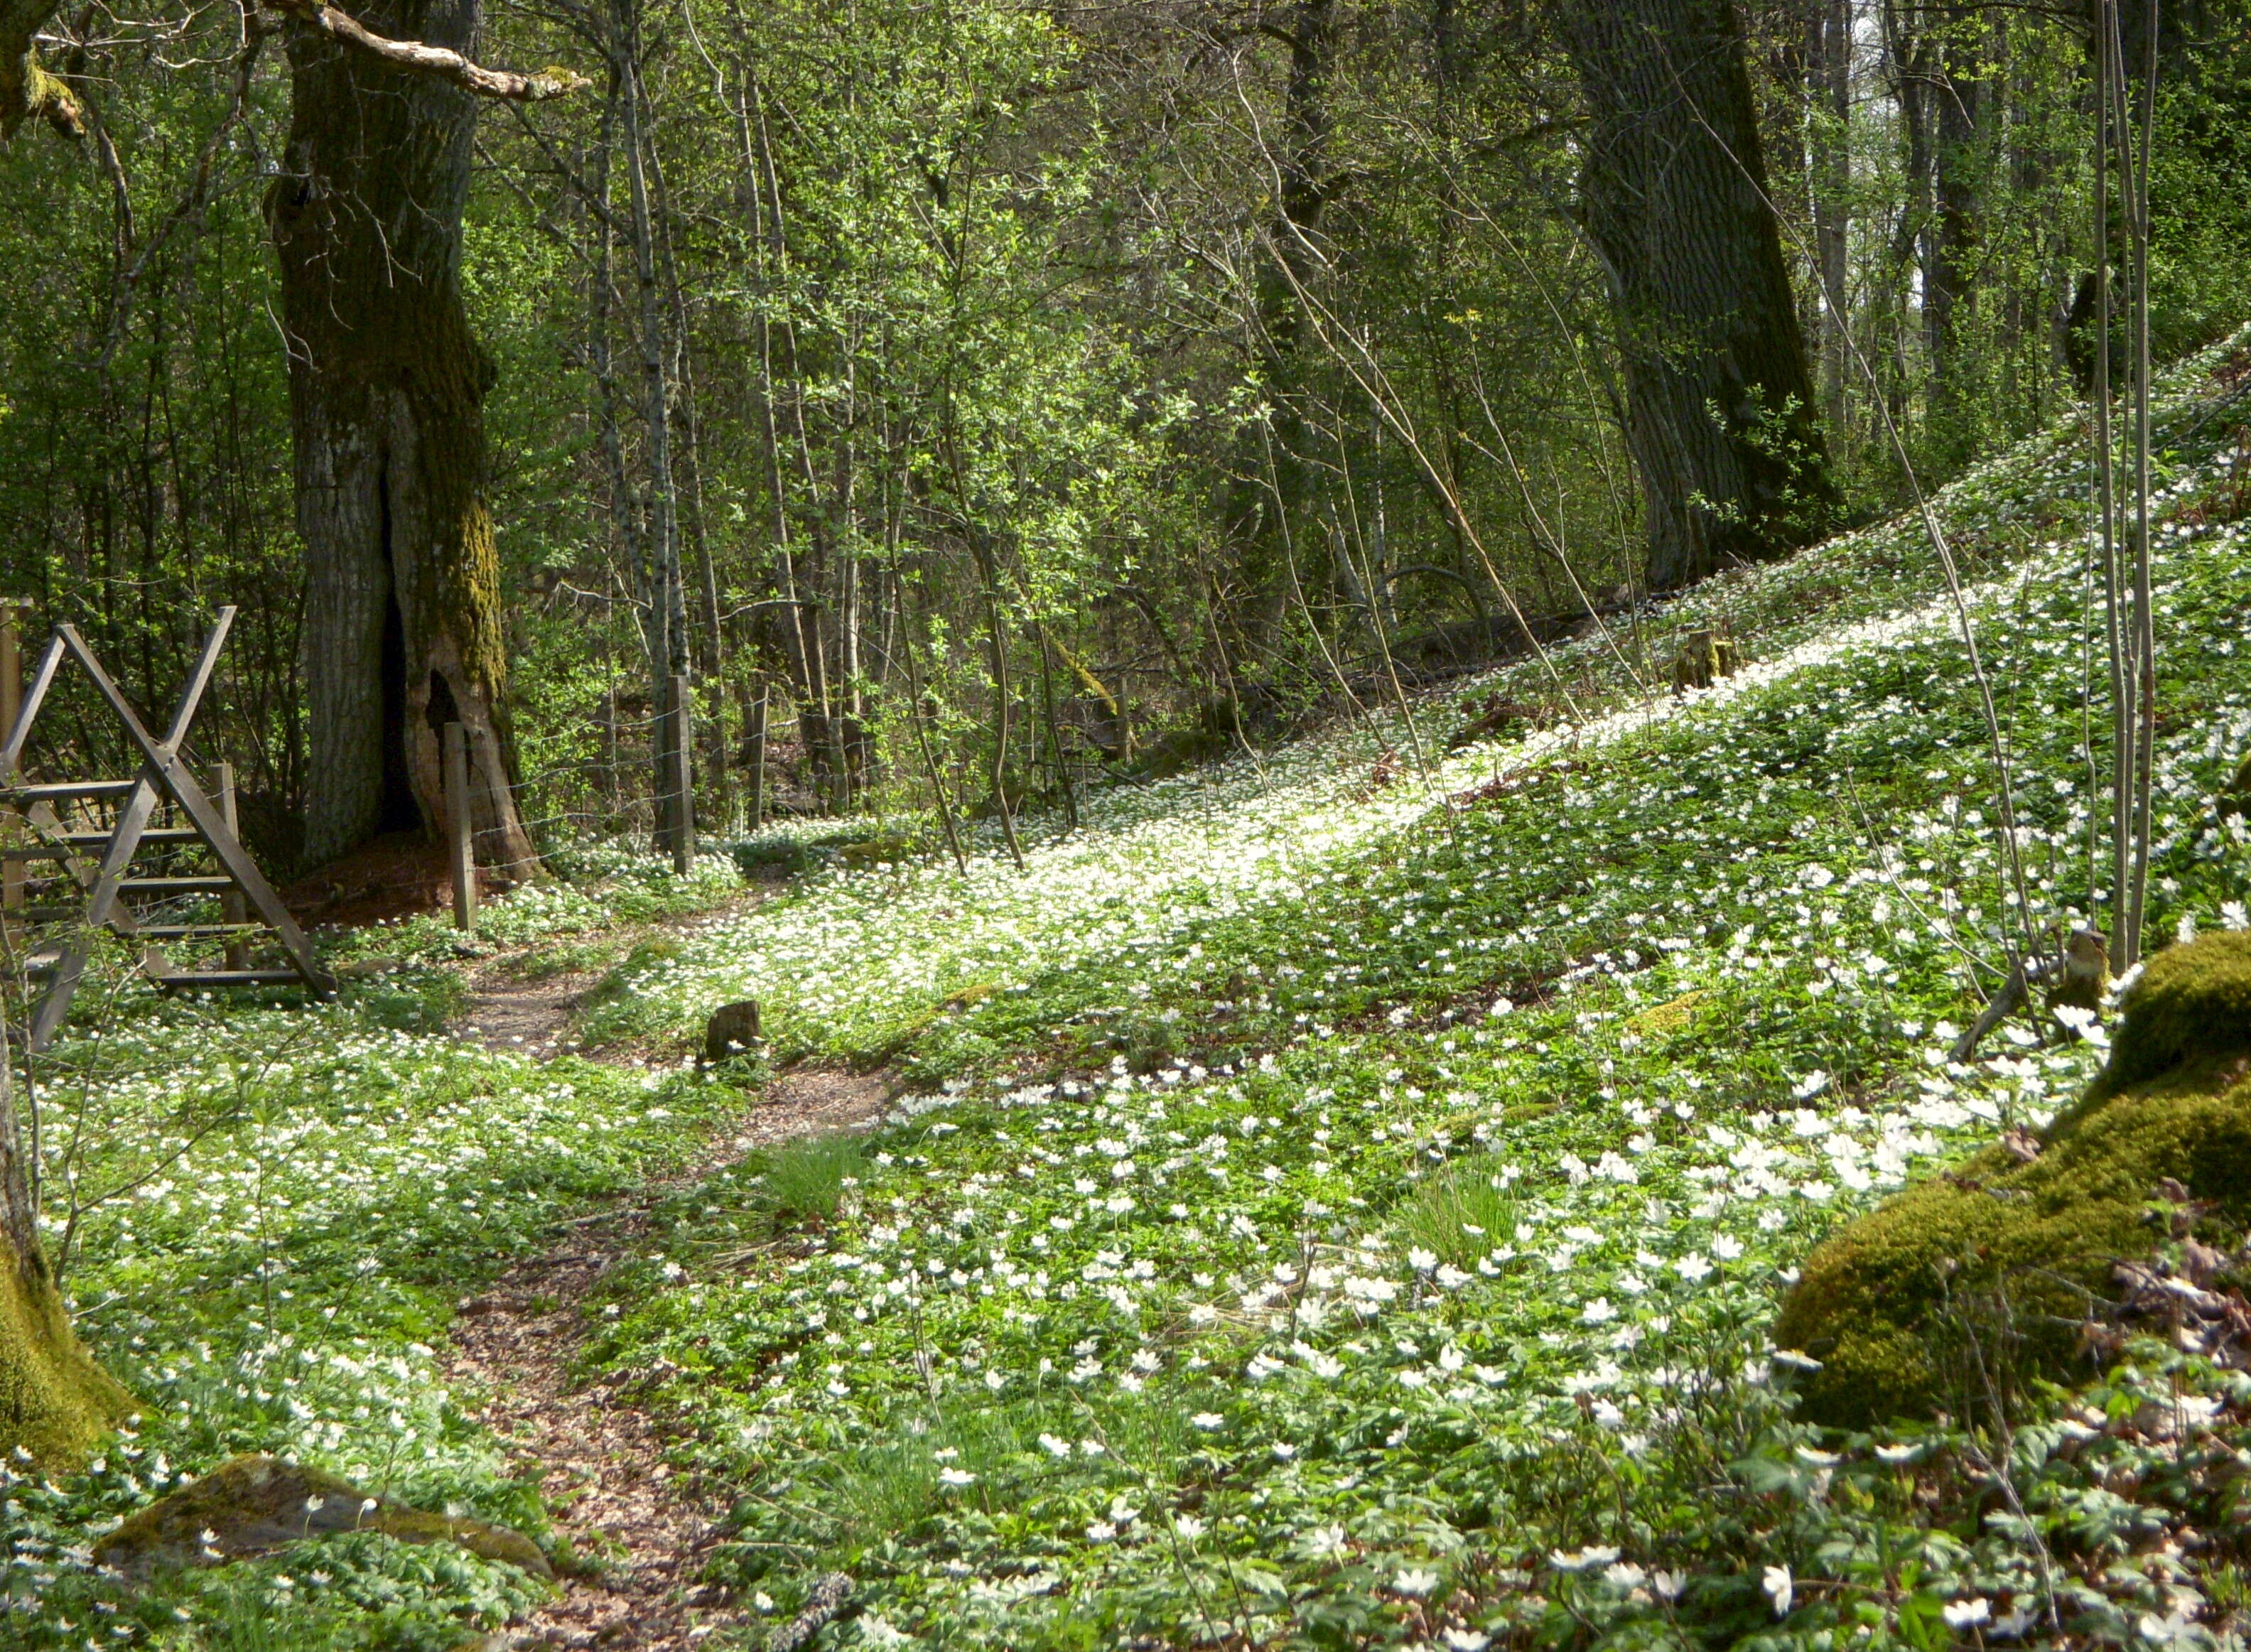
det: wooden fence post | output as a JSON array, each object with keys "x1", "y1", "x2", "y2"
[
  {"x1": 445, "y1": 722, "x2": 477, "y2": 933},
  {"x1": 747, "y1": 682, "x2": 767, "y2": 833},
  {"x1": 217, "y1": 761, "x2": 250, "y2": 969},
  {"x1": 1, "y1": 604, "x2": 19, "y2": 930},
  {"x1": 600, "y1": 686, "x2": 620, "y2": 831},
  {"x1": 669, "y1": 672, "x2": 695, "y2": 875}
]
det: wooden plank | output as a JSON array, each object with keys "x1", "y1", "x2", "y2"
[
  {"x1": 0, "y1": 635, "x2": 64, "y2": 779},
  {"x1": 445, "y1": 723, "x2": 477, "y2": 933},
  {"x1": 217, "y1": 762, "x2": 250, "y2": 970},
  {"x1": 1, "y1": 780, "x2": 139, "y2": 801},
  {"x1": 116, "y1": 875, "x2": 236, "y2": 895},
  {"x1": 4, "y1": 605, "x2": 20, "y2": 929},
  {"x1": 669, "y1": 672, "x2": 694, "y2": 875},
  {"x1": 0, "y1": 828, "x2": 199, "y2": 856},
  {"x1": 154, "y1": 970, "x2": 306, "y2": 989}
]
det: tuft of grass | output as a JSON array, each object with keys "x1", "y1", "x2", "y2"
[
  {"x1": 758, "y1": 1133, "x2": 867, "y2": 1231},
  {"x1": 346, "y1": 967, "x2": 472, "y2": 1033},
  {"x1": 1394, "y1": 1160, "x2": 1518, "y2": 1270}
]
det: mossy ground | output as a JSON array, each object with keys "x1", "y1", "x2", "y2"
[{"x1": 2090, "y1": 927, "x2": 2251, "y2": 1098}]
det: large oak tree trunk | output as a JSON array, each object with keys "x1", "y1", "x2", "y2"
[
  {"x1": 0, "y1": 1053, "x2": 131, "y2": 1466},
  {"x1": 269, "y1": 0, "x2": 538, "y2": 874},
  {"x1": 1560, "y1": 0, "x2": 1837, "y2": 591}
]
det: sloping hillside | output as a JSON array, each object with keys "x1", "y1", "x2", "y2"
[{"x1": 9, "y1": 333, "x2": 2251, "y2": 1648}]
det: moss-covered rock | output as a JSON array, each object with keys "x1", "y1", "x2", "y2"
[
  {"x1": 1775, "y1": 929, "x2": 2251, "y2": 1427},
  {"x1": 93, "y1": 1455, "x2": 551, "y2": 1582},
  {"x1": 2086, "y1": 929, "x2": 2251, "y2": 1101}
]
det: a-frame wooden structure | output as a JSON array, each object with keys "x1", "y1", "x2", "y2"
[{"x1": 1, "y1": 608, "x2": 334, "y2": 1049}]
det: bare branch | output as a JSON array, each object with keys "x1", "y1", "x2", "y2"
[{"x1": 264, "y1": 0, "x2": 589, "y2": 101}]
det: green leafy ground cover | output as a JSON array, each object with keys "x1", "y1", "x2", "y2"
[{"x1": 6, "y1": 337, "x2": 2251, "y2": 1648}]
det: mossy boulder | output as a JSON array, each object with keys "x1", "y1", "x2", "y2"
[
  {"x1": 94, "y1": 1455, "x2": 551, "y2": 1582},
  {"x1": 2083, "y1": 929, "x2": 2251, "y2": 1101},
  {"x1": 1776, "y1": 930, "x2": 2251, "y2": 1427}
]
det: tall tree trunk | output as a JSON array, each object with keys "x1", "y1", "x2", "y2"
[
  {"x1": 270, "y1": 0, "x2": 538, "y2": 874},
  {"x1": 1880, "y1": 0, "x2": 1933, "y2": 428},
  {"x1": 1810, "y1": 0, "x2": 1851, "y2": 436},
  {"x1": 1925, "y1": 4, "x2": 1987, "y2": 450},
  {"x1": 1560, "y1": 0, "x2": 1838, "y2": 590},
  {"x1": 0, "y1": 1052, "x2": 132, "y2": 1466},
  {"x1": 1228, "y1": 0, "x2": 1338, "y2": 645},
  {"x1": 611, "y1": 0, "x2": 688, "y2": 853}
]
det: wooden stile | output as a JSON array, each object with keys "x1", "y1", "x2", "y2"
[{"x1": 0, "y1": 607, "x2": 334, "y2": 1049}]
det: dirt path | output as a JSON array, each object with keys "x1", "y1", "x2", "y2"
[
  {"x1": 461, "y1": 969, "x2": 600, "y2": 1058},
  {"x1": 454, "y1": 884, "x2": 767, "y2": 1060},
  {"x1": 448, "y1": 1067, "x2": 895, "y2": 1651}
]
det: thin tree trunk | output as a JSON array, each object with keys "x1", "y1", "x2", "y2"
[
  {"x1": 1925, "y1": 4, "x2": 1988, "y2": 451},
  {"x1": 612, "y1": 0, "x2": 687, "y2": 852},
  {"x1": 1228, "y1": 0, "x2": 1339, "y2": 645},
  {"x1": 1811, "y1": 0, "x2": 1851, "y2": 436},
  {"x1": 2093, "y1": 0, "x2": 2129, "y2": 956}
]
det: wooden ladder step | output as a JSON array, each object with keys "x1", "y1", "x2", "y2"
[
  {"x1": 154, "y1": 969, "x2": 309, "y2": 989},
  {"x1": 117, "y1": 875, "x2": 236, "y2": 895},
  {"x1": 4, "y1": 779, "x2": 141, "y2": 801},
  {"x1": 134, "y1": 922, "x2": 266, "y2": 940},
  {"x1": 1, "y1": 828, "x2": 201, "y2": 858}
]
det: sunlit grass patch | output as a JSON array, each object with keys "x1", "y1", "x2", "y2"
[
  {"x1": 757, "y1": 1133, "x2": 868, "y2": 1233},
  {"x1": 1396, "y1": 1162, "x2": 1520, "y2": 1271}
]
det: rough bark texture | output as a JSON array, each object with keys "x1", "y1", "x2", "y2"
[
  {"x1": 0, "y1": 1053, "x2": 133, "y2": 1467},
  {"x1": 1924, "y1": 4, "x2": 1988, "y2": 443},
  {"x1": 270, "y1": 0, "x2": 539, "y2": 874},
  {"x1": 1810, "y1": 0, "x2": 1850, "y2": 432},
  {"x1": 1561, "y1": 0, "x2": 1837, "y2": 590}
]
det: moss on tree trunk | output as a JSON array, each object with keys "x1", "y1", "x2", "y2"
[
  {"x1": 0, "y1": 0, "x2": 82, "y2": 140},
  {"x1": 0, "y1": 1049, "x2": 131, "y2": 1467}
]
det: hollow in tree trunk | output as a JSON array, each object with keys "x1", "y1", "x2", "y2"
[
  {"x1": 1560, "y1": 0, "x2": 1837, "y2": 591},
  {"x1": 269, "y1": 0, "x2": 539, "y2": 874},
  {"x1": 0, "y1": 1052, "x2": 132, "y2": 1467}
]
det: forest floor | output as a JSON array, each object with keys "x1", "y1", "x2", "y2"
[{"x1": 9, "y1": 332, "x2": 2251, "y2": 1651}]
